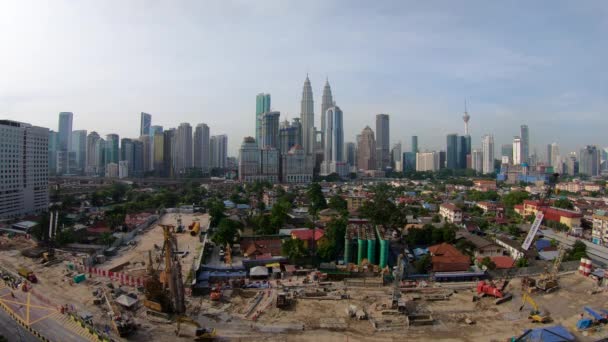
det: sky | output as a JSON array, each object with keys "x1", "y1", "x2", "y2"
[{"x1": 1, "y1": 1, "x2": 607, "y2": 157}]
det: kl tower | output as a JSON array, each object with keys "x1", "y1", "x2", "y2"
[{"x1": 462, "y1": 100, "x2": 470, "y2": 135}]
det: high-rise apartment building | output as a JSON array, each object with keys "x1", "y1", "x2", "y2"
[
  {"x1": 513, "y1": 136, "x2": 522, "y2": 165},
  {"x1": 210, "y1": 135, "x2": 228, "y2": 169},
  {"x1": 0, "y1": 120, "x2": 49, "y2": 218},
  {"x1": 175, "y1": 123, "x2": 193, "y2": 174},
  {"x1": 193, "y1": 123, "x2": 210, "y2": 173},
  {"x1": 140, "y1": 112, "x2": 151, "y2": 136},
  {"x1": 416, "y1": 152, "x2": 440, "y2": 172},
  {"x1": 481, "y1": 134, "x2": 494, "y2": 174},
  {"x1": 579, "y1": 145, "x2": 601, "y2": 177},
  {"x1": 71, "y1": 130, "x2": 87, "y2": 175},
  {"x1": 279, "y1": 118, "x2": 302, "y2": 155},
  {"x1": 153, "y1": 132, "x2": 164, "y2": 175},
  {"x1": 255, "y1": 93, "x2": 271, "y2": 145},
  {"x1": 85, "y1": 131, "x2": 101, "y2": 175},
  {"x1": 321, "y1": 106, "x2": 344, "y2": 176},
  {"x1": 300, "y1": 76, "x2": 315, "y2": 155},
  {"x1": 238, "y1": 137, "x2": 261, "y2": 182},
  {"x1": 162, "y1": 129, "x2": 175, "y2": 178},
  {"x1": 357, "y1": 126, "x2": 376, "y2": 171},
  {"x1": 520, "y1": 125, "x2": 529, "y2": 164},
  {"x1": 411, "y1": 136, "x2": 418, "y2": 153},
  {"x1": 261, "y1": 111, "x2": 280, "y2": 149},
  {"x1": 375, "y1": 114, "x2": 390, "y2": 170},
  {"x1": 471, "y1": 149, "x2": 483, "y2": 173}
]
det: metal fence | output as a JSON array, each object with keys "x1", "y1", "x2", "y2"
[{"x1": 488, "y1": 260, "x2": 580, "y2": 279}]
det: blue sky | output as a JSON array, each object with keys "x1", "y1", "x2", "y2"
[{"x1": 0, "y1": 1, "x2": 606, "y2": 156}]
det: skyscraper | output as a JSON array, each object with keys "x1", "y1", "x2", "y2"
[
  {"x1": 150, "y1": 125, "x2": 163, "y2": 136},
  {"x1": 261, "y1": 111, "x2": 280, "y2": 149},
  {"x1": 345, "y1": 142, "x2": 356, "y2": 169},
  {"x1": 194, "y1": 123, "x2": 210, "y2": 173},
  {"x1": 140, "y1": 112, "x2": 151, "y2": 136},
  {"x1": 279, "y1": 118, "x2": 302, "y2": 155},
  {"x1": 375, "y1": 114, "x2": 390, "y2": 170},
  {"x1": 320, "y1": 79, "x2": 334, "y2": 149},
  {"x1": 0, "y1": 120, "x2": 49, "y2": 218},
  {"x1": 176, "y1": 123, "x2": 193, "y2": 174},
  {"x1": 238, "y1": 137, "x2": 261, "y2": 182},
  {"x1": 105, "y1": 134, "x2": 119, "y2": 165},
  {"x1": 579, "y1": 145, "x2": 601, "y2": 177},
  {"x1": 520, "y1": 125, "x2": 529, "y2": 164},
  {"x1": 120, "y1": 138, "x2": 135, "y2": 177},
  {"x1": 86, "y1": 131, "x2": 101, "y2": 175},
  {"x1": 391, "y1": 142, "x2": 402, "y2": 172},
  {"x1": 446, "y1": 134, "x2": 458, "y2": 169},
  {"x1": 48, "y1": 130, "x2": 58, "y2": 176},
  {"x1": 513, "y1": 136, "x2": 522, "y2": 165},
  {"x1": 471, "y1": 149, "x2": 483, "y2": 173},
  {"x1": 321, "y1": 106, "x2": 344, "y2": 175},
  {"x1": 255, "y1": 93, "x2": 271, "y2": 145},
  {"x1": 210, "y1": 135, "x2": 228, "y2": 169},
  {"x1": 357, "y1": 126, "x2": 376, "y2": 171},
  {"x1": 153, "y1": 131, "x2": 164, "y2": 175},
  {"x1": 416, "y1": 152, "x2": 440, "y2": 172},
  {"x1": 501, "y1": 144, "x2": 513, "y2": 164},
  {"x1": 550, "y1": 143, "x2": 560, "y2": 171},
  {"x1": 71, "y1": 130, "x2": 87, "y2": 175},
  {"x1": 300, "y1": 75, "x2": 315, "y2": 155},
  {"x1": 163, "y1": 129, "x2": 175, "y2": 177},
  {"x1": 58, "y1": 112, "x2": 73, "y2": 152},
  {"x1": 411, "y1": 136, "x2": 418, "y2": 153},
  {"x1": 481, "y1": 134, "x2": 494, "y2": 174}
]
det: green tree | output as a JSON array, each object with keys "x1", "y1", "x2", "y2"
[
  {"x1": 282, "y1": 238, "x2": 306, "y2": 262},
  {"x1": 432, "y1": 214, "x2": 441, "y2": 223},
  {"x1": 414, "y1": 254, "x2": 431, "y2": 273},
  {"x1": 269, "y1": 199, "x2": 292, "y2": 231},
  {"x1": 307, "y1": 183, "x2": 327, "y2": 217},
  {"x1": 212, "y1": 218, "x2": 241, "y2": 245},
  {"x1": 566, "y1": 240, "x2": 588, "y2": 261},
  {"x1": 502, "y1": 191, "x2": 530, "y2": 208},
  {"x1": 553, "y1": 198, "x2": 574, "y2": 210},
  {"x1": 455, "y1": 239, "x2": 476, "y2": 257},
  {"x1": 480, "y1": 256, "x2": 497, "y2": 270},
  {"x1": 515, "y1": 257, "x2": 529, "y2": 268},
  {"x1": 328, "y1": 195, "x2": 348, "y2": 216},
  {"x1": 208, "y1": 199, "x2": 226, "y2": 227},
  {"x1": 317, "y1": 217, "x2": 347, "y2": 261},
  {"x1": 100, "y1": 232, "x2": 115, "y2": 247}
]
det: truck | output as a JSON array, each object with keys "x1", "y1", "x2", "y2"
[{"x1": 18, "y1": 268, "x2": 38, "y2": 283}]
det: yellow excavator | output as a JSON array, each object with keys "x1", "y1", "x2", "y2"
[
  {"x1": 175, "y1": 316, "x2": 217, "y2": 341},
  {"x1": 519, "y1": 293, "x2": 551, "y2": 323}
]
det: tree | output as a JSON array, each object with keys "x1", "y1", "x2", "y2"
[
  {"x1": 100, "y1": 232, "x2": 115, "y2": 247},
  {"x1": 455, "y1": 240, "x2": 476, "y2": 257},
  {"x1": 566, "y1": 240, "x2": 588, "y2": 261},
  {"x1": 282, "y1": 238, "x2": 306, "y2": 262},
  {"x1": 414, "y1": 254, "x2": 431, "y2": 273},
  {"x1": 328, "y1": 195, "x2": 348, "y2": 216},
  {"x1": 269, "y1": 199, "x2": 292, "y2": 231},
  {"x1": 317, "y1": 217, "x2": 347, "y2": 261},
  {"x1": 212, "y1": 218, "x2": 241, "y2": 246},
  {"x1": 307, "y1": 183, "x2": 327, "y2": 217},
  {"x1": 515, "y1": 257, "x2": 529, "y2": 268},
  {"x1": 208, "y1": 199, "x2": 226, "y2": 227},
  {"x1": 432, "y1": 214, "x2": 441, "y2": 223},
  {"x1": 502, "y1": 191, "x2": 530, "y2": 208},
  {"x1": 480, "y1": 256, "x2": 497, "y2": 270},
  {"x1": 553, "y1": 198, "x2": 574, "y2": 210}
]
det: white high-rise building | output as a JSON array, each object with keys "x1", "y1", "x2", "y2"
[
  {"x1": 194, "y1": 123, "x2": 210, "y2": 173},
  {"x1": 281, "y1": 145, "x2": 313, "y2": 183},
  {"x1": 550, "y1": 143, "x2": 560, "y2": 171},
  {"x1": 513, "y1": 136, "x2": 522, "y2": 165},
  {"x1": 118, "y1": 160, "x2": 129, "y2": 179},
  {"x1": 86, "y1": 131, "x2": 101, "y2": 175},
  {"x1": 300, "y1": 75, "x2": 315, "y2": 155},
  {"x1": 471, "y1": 149, "x2": 483, "y2": 173},
  {"x1": 321, "y1": 106, "x2": 344, "y2": 176},
  {"x1": 481, "y1": 134, "x2": 494, "y2": 174},
  {"x1": 416, "y1": 152, "x2": 440, "y2": 172},
  {"x1": 238, "y1": 137, "x2": 261, "y2": 182},
  {"x1": 0, "y1": 120, "x2": 49, "y2": 218}
]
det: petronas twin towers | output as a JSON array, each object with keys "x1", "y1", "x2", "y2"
[{"x1": 300, "y1": 75, "x2": 335, "y2": 156}]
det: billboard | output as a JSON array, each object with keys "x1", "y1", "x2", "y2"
[{"x1": 522, "y1": 211, "x2": 544, "y2": 251}]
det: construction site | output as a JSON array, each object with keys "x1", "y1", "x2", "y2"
[{"x1": 2, "y1": 212, "x2": 608, "y2": 341}]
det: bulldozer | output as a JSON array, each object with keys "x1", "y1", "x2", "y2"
[
  {"x1": 519, "y1": 293, "x2": 551, "y2": 323},
  {"x1": 175, "y1": 316, "x2": 217, "y2": 341}
]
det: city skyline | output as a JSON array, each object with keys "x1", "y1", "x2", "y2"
[{"x1": 1, "y1": 2, "x2": 606, "y2": 155}]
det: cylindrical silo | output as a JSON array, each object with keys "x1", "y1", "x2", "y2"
[
  {"x1": 357, "y1": 239, "x2": 367, "y2": 265},
  {"x1": 344, "y1": 237, "x2": 351, "y2": 264}
]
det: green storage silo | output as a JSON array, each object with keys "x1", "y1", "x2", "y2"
[
  {"x1": 357, "y1": 239, "x2": 367, "y2": 264},
  {"x1": 379, "y1": 239, "x2": 388, "y2": 268},
  {"x1": 367, "y1": 238, "x2": 376, "y2": 265},
  {"x1": 344, "y1": 237, "x2": 352, "y2": 264}
]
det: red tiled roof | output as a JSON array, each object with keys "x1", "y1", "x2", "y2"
[
  {"x1": 440, "y1": 203, "x2": 461, "y2": 211},
  {"x1": 543, "y1": 207, "x2": 582, "y2": 219},
  {"x1": 476, "y1": 256, "x2": 514, "y2": 269},
  {"x1": 429, "y1": 243, "x2": 470, "y2": 272},
  {"x1": 291, "y1": 229, "x2": 325, "y2": 241}
]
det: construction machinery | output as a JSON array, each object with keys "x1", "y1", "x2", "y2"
[
  {"x1": 519, "y1": 293, "x2": 551, "y2": 323},
  {"x1": 474, "y1": 279, "x2": 512, "y2": 305},
  {"x1": 17, "y1": 267, "x2": 37, "y2": 283},
  {"x1": 144, "y1": 225, "x2": 186, "y2": 314},
  {"x1": 103, "y1": 289, "x2": 137, "y2": 337},
  {"x1": 209, "y1": 285, "x2": 221, "y2": 301},
  {"x1": 523, "y1": 244, "x2": 566, "y2": 294},
  {"x1": 41, "y1": 210, "x2": 59, "y2": 265},
  {"x1": 276, "y1": 292, "x2": 294, "y2": 309},
  {"x1": 175, "y1": 316, "x2": 216, "y2": 341},
  {"x1": 392, "y1": 254, "x2": 407, "y2": 313}
]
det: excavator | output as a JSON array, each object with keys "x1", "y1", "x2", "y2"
[
  {"x1": 519, "y1": 293, "x2": 551, "y2": 323},
  {"x1": 474, "y1": 279, "x2": 513, "y2": 305},
  {"x1": 175, "y1": 316, "x2": 216, "y2": 341}
]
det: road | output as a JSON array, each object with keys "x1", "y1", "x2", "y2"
[
  {"x1": 0, "y1": 306, "x2": 39, "y2": 342},
  {"x1": 0, "y1": 282, "x2": 93, "y2": 342},
  {"x1": 540, "y1": 228, "x2": 608, "y2": 265}
]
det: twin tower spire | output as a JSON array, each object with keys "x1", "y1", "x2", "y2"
[{"x1": 300, "y1": 75, "x2": 334, "y2": 155}]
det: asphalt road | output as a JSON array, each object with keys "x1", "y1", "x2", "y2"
[
  {"x1": 540, "y1": 228, "x2": 608, "y2": 265},
  {"x1": 0, "y1": 307, "x2": 39, "y2": 342}
]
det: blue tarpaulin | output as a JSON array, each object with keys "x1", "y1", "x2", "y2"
[
  {"x1": 576, "y1": 319, "x2": 592, "y2": 330},
  {"x1": 519, "y1": 325, "x2": 575, "y2": 341},
  {"x1": 535, "y1": 239, "x2": 552, "y2": 251}
]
